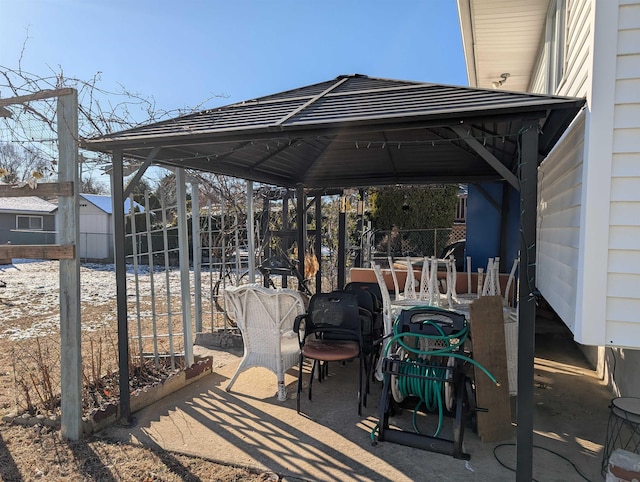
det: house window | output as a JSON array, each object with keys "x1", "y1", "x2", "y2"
[
  {"x1": 546, "y1": 0, "x2": 567, "y2": 93},
  {"x1": 16, "y1": 215, "x2": 43, "y2": 231}
]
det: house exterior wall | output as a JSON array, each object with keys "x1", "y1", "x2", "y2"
[
  {"x1": 0, "y1": 212, "x2": 57, "y2": 245},
  {"x1": 534, "y1": 0, "x2": 640, "y2": 396},
  {"x1": 605, "y1": 0, "x2": 640, "y2": 348}
]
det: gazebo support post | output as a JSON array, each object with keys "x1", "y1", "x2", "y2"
[
  {"x1": 176, "y1": 168, "x2": 194, "y2": 367},
  {"x1": 516, "y1": 119, "x2": 540, "y2": 481},
  {"x1": 246, "y1": 181, "x2": 256, "y2": 283},
  {"x1": 338, "y1": 194, "x2": 347, "y2": 289},
  {"x1": 112, "y1": 147, "x2": 132, "y2": 424},
  {"x1": 296, "y1": 186, "x2": 306, "y2": 293},
  {"x1": 314, "y1": 194, "x2": 322, "y2": 293},
  {"x1": 190, "y1": 177, "x2": 202, "y2": 333}
]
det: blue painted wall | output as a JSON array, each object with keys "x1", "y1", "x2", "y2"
[{"x1": 465, "y1": 182, "x2": 520, "y2": 273}]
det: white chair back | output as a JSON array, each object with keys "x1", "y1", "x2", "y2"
[
  {"x1": 418, "y1": 256, "x2": 431, "y2": 301},
  {"x1": 504, "y1": 256, "x2": 520, "y2": 307},
  {"x1": 387, "y1": 256, "x2": 402, "y2": 300},
  {"x1": 403, "y1": 256, "x2": 417, "y2": 299},
  {"x1": 224, "y1": 284, "x2": 306, "y2": 401}
]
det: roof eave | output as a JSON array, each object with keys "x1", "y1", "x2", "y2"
[
  {"x1": 456, "y1": 0, "x2": 478, "y2": 87},
  {"x1": 82, "y1": 100, "x2": 582, "y2": 153}
]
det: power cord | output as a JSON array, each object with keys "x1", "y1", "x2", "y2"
[{"x1": 493, "y1": 443, "x2": 591, "y2": 481}]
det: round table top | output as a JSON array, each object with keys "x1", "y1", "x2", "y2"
[{"x1": 612, "y1": 397, "x2": 640, "y2": 423}]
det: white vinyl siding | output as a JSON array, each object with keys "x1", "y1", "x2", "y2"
[
  {"x1": 529, "y1": 64, "x2": 547, "y2": 93},
  {"x1": 530, "y1": 0, "x2": 591, "y2": 97},
  {"x1": 557, "y1": 0, "x2": 590, "y2": 96},
  {"x1": 603, "y1": 1, "x2": 640, "y2": 347},
  {"x1": 538, "y1": 113, "x2": 585, "y2": 331}
]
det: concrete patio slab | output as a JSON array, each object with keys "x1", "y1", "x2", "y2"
[{"x1": 99, "y1": 332, "x2": 610, "y2": 481}]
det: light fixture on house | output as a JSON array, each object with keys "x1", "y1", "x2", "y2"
[{"x1": 492, "y1": 73, "x2": 511, "y2": 89}]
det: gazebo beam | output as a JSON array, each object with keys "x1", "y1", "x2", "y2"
[
  {"x1": 123, "y1": 146, "x2": 161, "y2": 199},
  {"x1": 451, "y1": 125, "x2": 519, "y2": 189}
]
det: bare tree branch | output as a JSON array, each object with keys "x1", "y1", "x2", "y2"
[{"x1": 1, "y1": 41, "x2": 225, "y2": 187}]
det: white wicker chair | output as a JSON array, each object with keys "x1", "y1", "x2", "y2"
[{"x1": 224, "y1": 284, "x2": 307, "y2": 401}]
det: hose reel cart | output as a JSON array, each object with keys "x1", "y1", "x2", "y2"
[{"x1": 374, "y1": 306, "x2": 497, "y2": 460}]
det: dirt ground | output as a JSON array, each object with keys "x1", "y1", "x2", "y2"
[{"x1": 0, "y1": 260, "x2": 278, "y2": 481}]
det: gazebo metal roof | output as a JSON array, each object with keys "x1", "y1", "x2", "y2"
[{"x1": 84, "y1": 74, "x2": 585, "y2": 190}]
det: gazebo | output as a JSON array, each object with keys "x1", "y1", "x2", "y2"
[{"x1": 84, "y1": 73, "x2": 585, "y2": 478}]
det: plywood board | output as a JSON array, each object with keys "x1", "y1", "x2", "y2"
[{"x1": 469, "y1": 295, "x2": 513, "y2": 443}]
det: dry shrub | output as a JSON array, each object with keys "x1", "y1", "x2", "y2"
[{"x1": 11, "y1": 337, "x2": 61, "y2": 415}]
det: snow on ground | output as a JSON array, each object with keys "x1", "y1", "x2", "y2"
[{"x1": 0, "y1": 259, "x2": 220, "y2": 341}]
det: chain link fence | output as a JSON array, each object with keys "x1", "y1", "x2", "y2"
[{"x1": 366, "y1": 227, "x2": 463, "y2": 266}]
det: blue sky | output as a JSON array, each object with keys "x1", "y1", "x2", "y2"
[
  {"x1": 0, "y1": 0, "x2": 467, "y2": 186},
  {"x1": 0, "y1": 0, "x2": 467, "y2": 110}
]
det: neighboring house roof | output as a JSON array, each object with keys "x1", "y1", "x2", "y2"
[
  {"x1": 0, "y1": 196, "x2": 58, "y2": 214},
  {"x1": 457, "y1": 0, "x2": 550, "y2": 90},
  {"x1": 80, "y1": 194, "x2": 144, "y2": 214}
]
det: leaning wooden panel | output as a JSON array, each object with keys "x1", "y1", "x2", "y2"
[
  {"x1": 468, "y1": 295, "x2": 513, "y2": 443},
  {"x1": 0, "y1": 244, "x2": 75, "y2": 260}
]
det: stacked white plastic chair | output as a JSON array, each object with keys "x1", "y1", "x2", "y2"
[
  {"x1": 502, "y1": 256, "x2": 520, "y2": 394},
  {"x1": 481, "y1": 257, "x2": 501, "y2": 297},
  {"x1": 416, "y1": 256, "x2": 457, "y2": 309},
  {"x1": 387, "y1": 256, "x2": 403, "y2": 300},
  {"x1": 371, "y1": 262, "x2": 395, "y2": 380},
  {"x1": 403, "y1": 256, "x2": 418, "y2": 300},
  {"x1": 445, "y1": 255, "x2": 457, "y2": 308},
  {"x1": 504, "y1": 256, "x2": 520, "y2": 309},
  {"x1": 224, "y1": 284, "x2": 307, "y2": 401},
  {"x1": 418, "y1": 256, "x2": 435, "y2": 304}
]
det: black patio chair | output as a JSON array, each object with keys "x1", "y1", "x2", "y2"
[
  {"x1": 293, "y1": 292, "x2": 365, "y2": 415},
  {"x1": 334, "y1": 288, "x2": 383, "y2": 399},
  {"x1": 343, "y1": 281, "x2": 383, "y2": 314}
]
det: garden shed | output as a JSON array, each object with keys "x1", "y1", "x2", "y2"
[{"x1": 78, "y1": 193, "x2": 143, "y2": 261}]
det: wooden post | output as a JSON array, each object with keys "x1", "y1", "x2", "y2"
[{"x1": 58, "y1": 89, "x2": 82, "y2": 440}]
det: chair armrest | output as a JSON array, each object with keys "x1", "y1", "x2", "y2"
[{"x1": 293, "y1": 313, "x2": 307, "y2": 346}]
